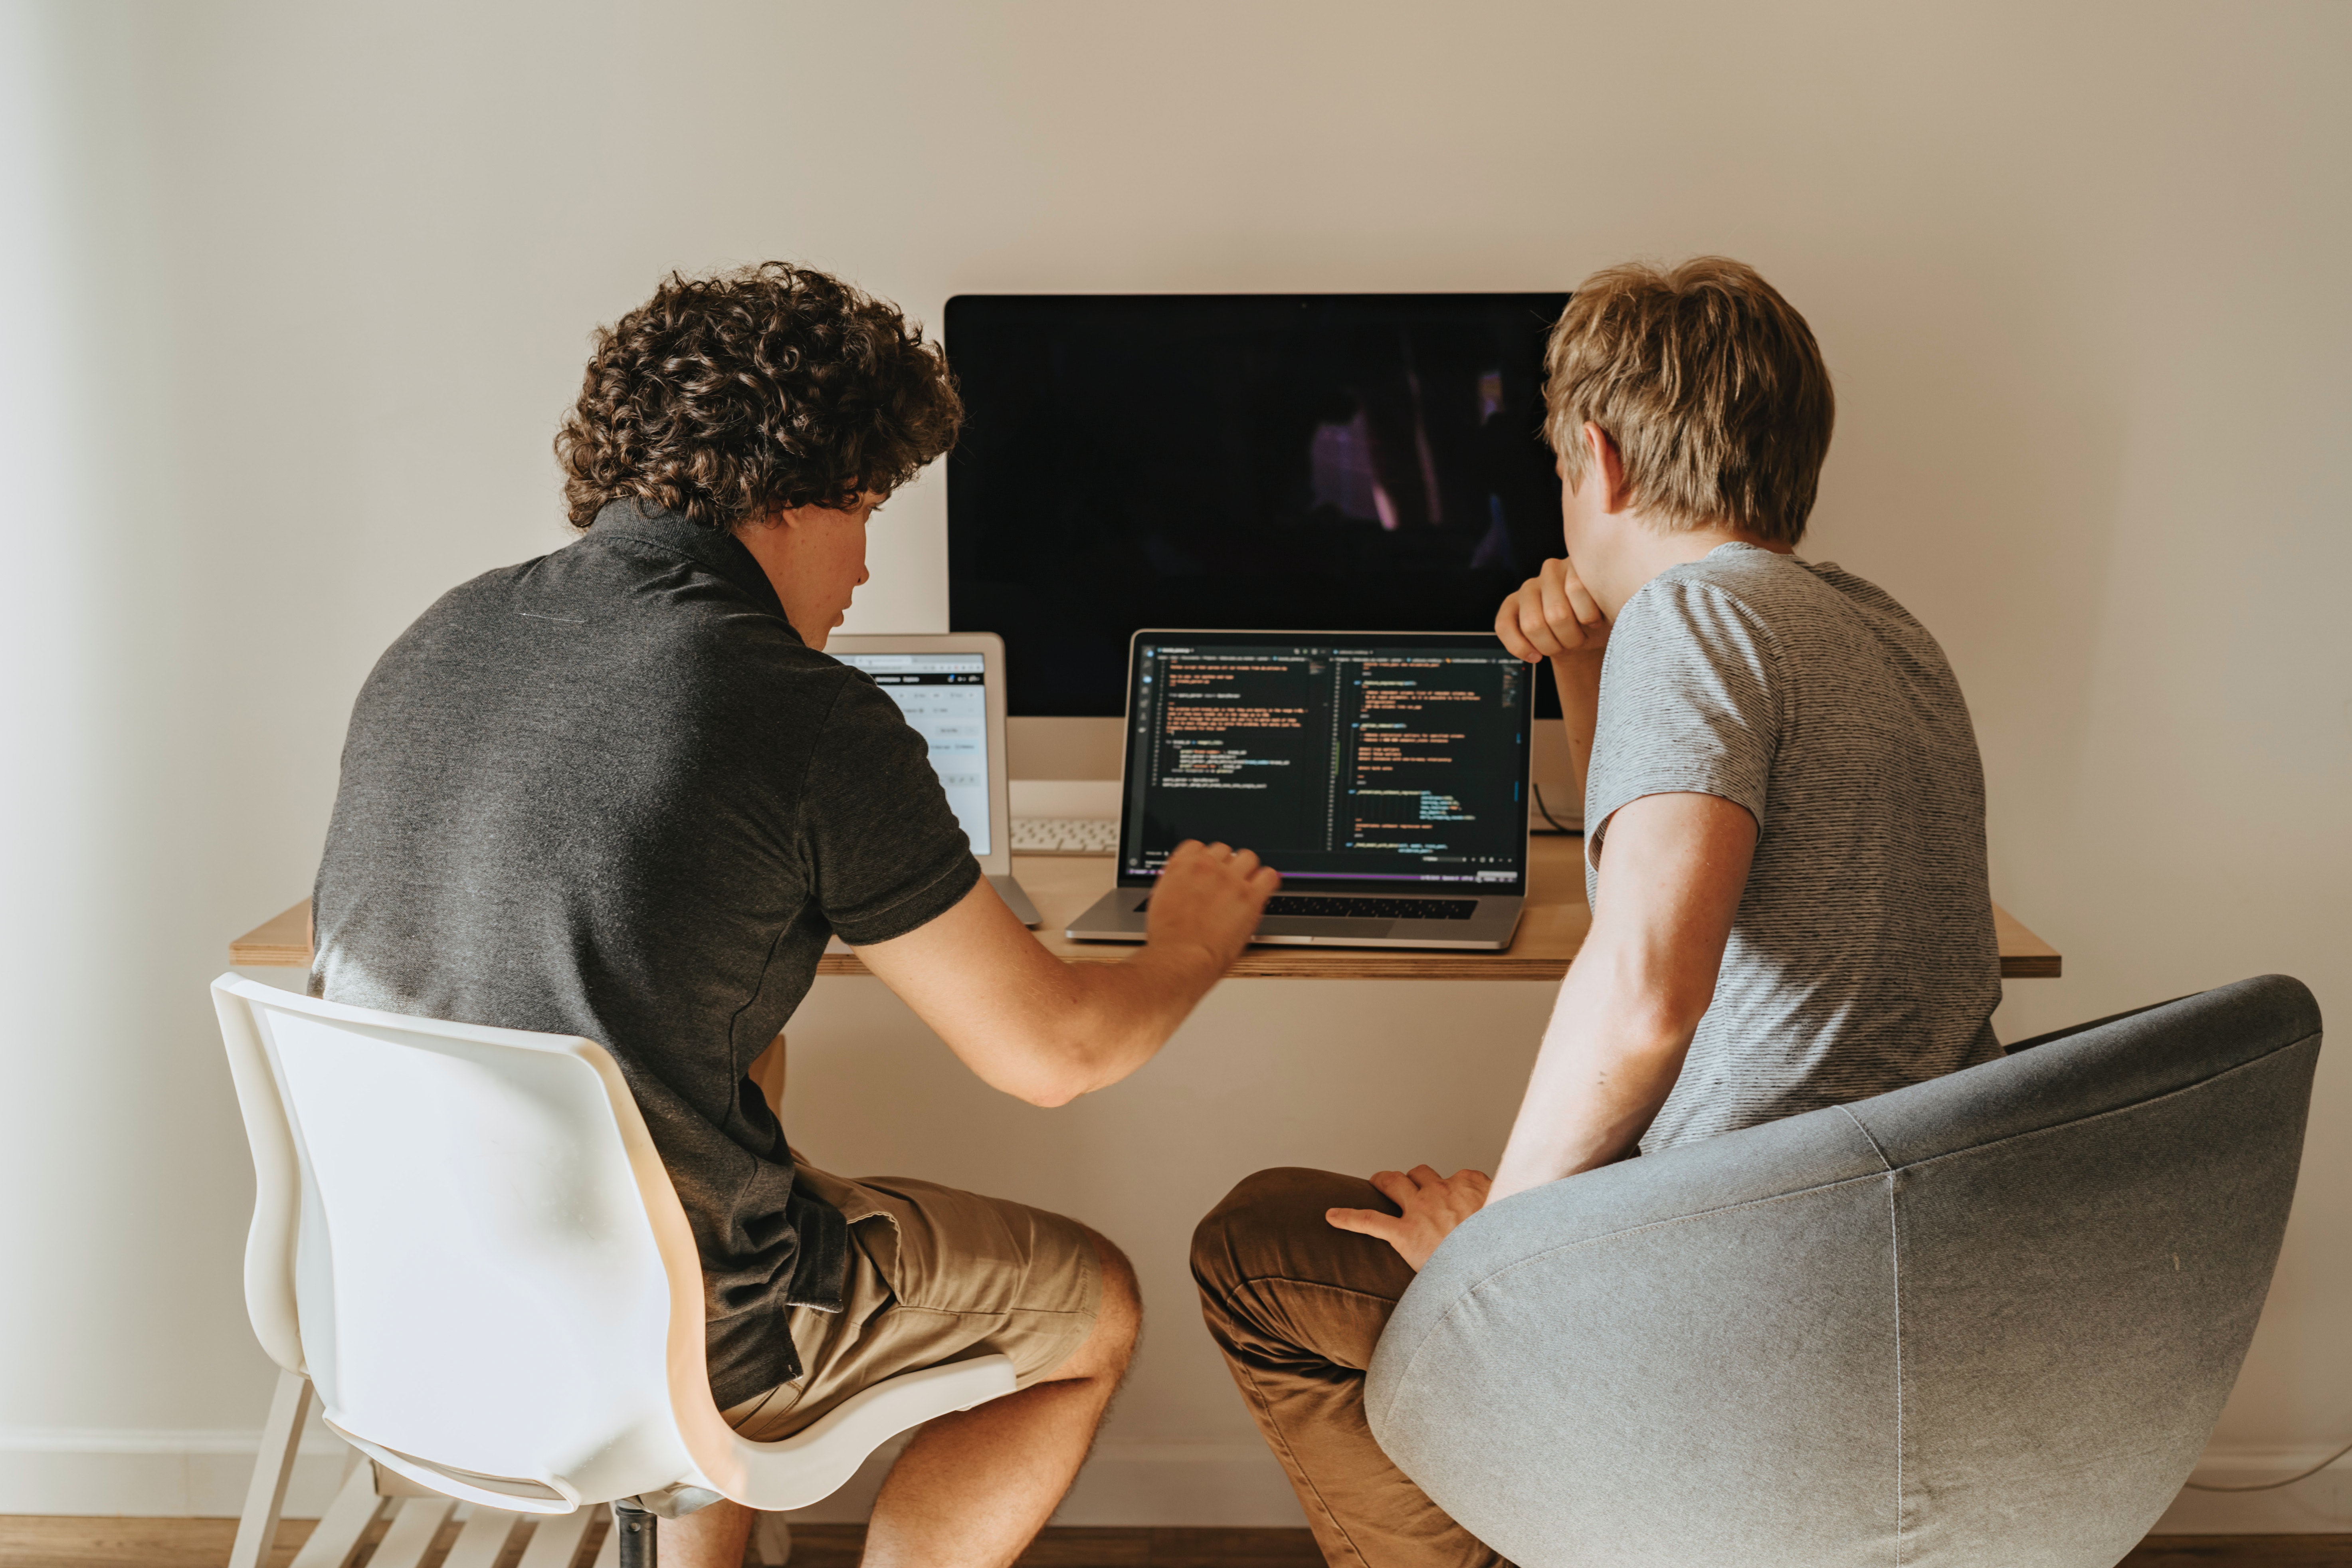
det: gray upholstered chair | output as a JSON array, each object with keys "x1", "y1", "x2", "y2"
[{"x1": 1367, "y1": 975, "x2": 2322, "y2": 1568}]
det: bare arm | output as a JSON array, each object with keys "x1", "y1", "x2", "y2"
[
  {"x1": 1489, "y1": 790, "x2": 1755, "y2": 1198},
  {"x1": 855, "y1": 840, "x2": 1277, "y2": 1108},
  {"x1": 1495, "y1": 558, "x2": 1607, "y2": 807},
  {"x1": 1549, "y1": 654, "x2": 1602, "y2": 806},
  {"x1": 1330, "y1": 790, "x2": 1754, "y2": 1267}
]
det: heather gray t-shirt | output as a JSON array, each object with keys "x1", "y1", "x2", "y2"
[
  {"x1": 311, "y1": 499, "x2": 979, "y2": 1405},
  {"x1": 1586, "y1": 543, "x2": 2002, "y2": 1153}
]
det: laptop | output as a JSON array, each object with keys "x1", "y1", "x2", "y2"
[
  {"x1": 1067, "y1": 631, "x2": 1533, "y2": 950},
  {"x1": 826, "y1": 632, "x2": 1041, "y2": 927}
]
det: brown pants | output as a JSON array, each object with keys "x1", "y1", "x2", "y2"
[{"x1": 1191, "y1": 1169, "x2": 1506, "y2": 1568}]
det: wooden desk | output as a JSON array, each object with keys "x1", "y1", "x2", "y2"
[{"x1": 231, "y1": 835, "x2": 2061, "y2": 980}]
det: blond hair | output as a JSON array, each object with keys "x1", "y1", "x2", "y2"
[{"x1": 1544, "y1": 257, "x2": 1834, "y2": 545}]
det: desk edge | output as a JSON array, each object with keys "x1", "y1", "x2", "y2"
[{"x1": 232, "y1": 895, "x2": 2063, "y2": 980}]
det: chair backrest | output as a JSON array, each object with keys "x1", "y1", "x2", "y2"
[
  {"x1": 212, "y1": 976, "x2": 707, "y2": 1512},
  {"x1": 1366, "y1": 975, "x2": 2323, "y2": 1568}
]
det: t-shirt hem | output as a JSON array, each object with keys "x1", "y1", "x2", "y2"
[
  {"x1": 1587, "y1": 772, "x2": 1769, "y2": 858},
  {"x1": 828, "y1": 854, "x2": 982, "y2": 948}
]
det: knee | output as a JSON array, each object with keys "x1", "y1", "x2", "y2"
[
  {"x1": 1084, "y1": 1227, "x2": 1142, "y2": 1360},
  {"x1": 1033, "y1": 1229, "x2": 1138, "y2": 1387},
  {"x1": 1191, "y1": 1167, "x2": 1366, "y2": 1297}
]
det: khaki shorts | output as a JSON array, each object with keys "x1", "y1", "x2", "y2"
[{"x1": 720, "y1": 1166, "x2": 1104, "y2": 1442}]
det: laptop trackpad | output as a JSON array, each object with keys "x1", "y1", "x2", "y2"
[{"x1": 1257, "y1": 918, "x2": 1398, "y2": 939}]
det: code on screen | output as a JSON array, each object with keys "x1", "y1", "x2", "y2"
[{"x1": 1124, "y1": 639, "x2": 1526, "y2": 889}]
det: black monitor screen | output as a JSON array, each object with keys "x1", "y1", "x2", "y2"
[
  {"x1": 1119, "y1": 632, "x2": 1532, "y2": 892},
  {"x1": 946, "y1": 293, "x2": 1570, "y2": 716}
]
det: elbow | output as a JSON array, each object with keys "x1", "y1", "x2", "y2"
[
  {"x1": 1591, "y1": 942, "x2": 1718, "y2": 1049},
  {"x1": 1624, "y1": 992, "x2": 1712, "y2": 1058},
  {"x1": 1002, "y1": 1028, "x2": 1108, "y2": 1108},
  {"x1": 1594, "y1": 974, "x2": 1713, "y2": 1064},
  {"x1": 1658, "y1": 983, "x2": 1718, "y2": 1043}
]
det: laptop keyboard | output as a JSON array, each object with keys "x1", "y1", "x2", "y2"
[
  {"x1": 1011, "y1": 817, "x2": 1121, "y2": 855},
  {"x1": 1138, "y1": 894, "x2": 1480, "y2": 921}
]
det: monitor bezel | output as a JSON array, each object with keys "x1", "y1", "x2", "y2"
[{"x1": 1115, "y1": 628, "x2": 1535, "y2": 893}]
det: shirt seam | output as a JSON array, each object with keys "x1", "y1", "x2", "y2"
[{"x1": 830, "y1": 853, "x2": 983, "y2": 947}]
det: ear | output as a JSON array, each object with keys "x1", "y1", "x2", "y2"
[{"x1": 1582, "y1": 422, "x2": 1631, "y2": 515}]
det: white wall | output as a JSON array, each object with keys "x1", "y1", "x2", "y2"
[{"x1": 3, "y1": 0, "x2": 2346, "y2": 1530}]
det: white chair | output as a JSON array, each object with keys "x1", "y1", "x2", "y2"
[{"x1": 212, "y1": 974, "x2": 1018, "y2": 1568}]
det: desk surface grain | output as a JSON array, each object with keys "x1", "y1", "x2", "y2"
[{"x1": 230, "y1": 835, "x2": 2062, "y2": 980}]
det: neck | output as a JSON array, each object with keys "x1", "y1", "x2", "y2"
[{"x1": 1595, "y1": 520, "x2": 1794, "y2": 618}]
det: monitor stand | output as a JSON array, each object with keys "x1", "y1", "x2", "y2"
[{"x1": 990, "y1": 874, "x2": 1042, "y2": 929}]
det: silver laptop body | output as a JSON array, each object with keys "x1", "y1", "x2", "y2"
[
  {"x1": 1068, "y1": 630, "x2": 1532, "y2": 951},
  {"x1": 826, "y1": 632, "x2": 1041, "y2": 927}
]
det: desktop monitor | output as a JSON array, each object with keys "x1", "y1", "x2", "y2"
[{"x1": 945, "y1": 292, "x2": 1571, "y2": 717}]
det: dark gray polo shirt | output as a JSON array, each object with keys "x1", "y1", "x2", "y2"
[{"x1": 311, "y1": 499, "x2": 979, "y2": 1405}]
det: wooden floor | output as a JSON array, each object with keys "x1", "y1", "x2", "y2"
[{"x1": 0, "y1": 1518, "x2": 2344, "y2": 1567}]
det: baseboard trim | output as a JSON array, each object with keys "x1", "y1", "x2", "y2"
[
  {"x1": 0, "y1": 1427, "x2": 2340, "y2": 1530},
  {"x1": 0, "y1": 1427, "x2": 354, "y2": 1518},
  {"x1": 0, "y1": 1430, "x2": 1301, "y2": 1526}
]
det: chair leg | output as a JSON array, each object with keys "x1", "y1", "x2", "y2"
[
  {"x1": 440, "y1": 1504, "x2": 534, "y2": 1568},
  {"x1": 289, "y1": 1455, "x2": 389, "y2": 1568},
  {"x1": 513, "y1": 1509, "x2": 592, "y2": 1568},
  {"x1": 752, "y1": 1513, "x2": 793, "y2": 1565},
  {"x1": 610, "y1": 1499, "x2": 657, "y2": 1568},
  {"x1": 228, "y1": 1368, "x2": 312, "y2": 1568},
  {"x1": 364, "y1": 1498, "x2": 454, "y2": 1568}
]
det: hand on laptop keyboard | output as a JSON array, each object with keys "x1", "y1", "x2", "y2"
[{"x1": 1010, "y1": 816, "x2": 1121, "y2": 855}]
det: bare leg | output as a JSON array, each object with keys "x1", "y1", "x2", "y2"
[
  {"x1": 653, "y1": 1497, "x2": 754, "y2": 1568},
  {"x1": 859, "y1": 1229, "x2": 1141, "y2": 1568}
]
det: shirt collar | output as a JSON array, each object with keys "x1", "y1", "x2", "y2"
[{"x1": 586, "y1": 498, "x2": 796, "y2": 630}]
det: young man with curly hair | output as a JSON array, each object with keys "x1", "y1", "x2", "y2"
[
  {"x1": 1190, "y1": 259, "x2": 2003, "y2": 1568},
  {"x1": 311, "y1": 263, "x2": 1278, "y2": 1568}
]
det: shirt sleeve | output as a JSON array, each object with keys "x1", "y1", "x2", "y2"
[
  {"x1": 799, "y1": 672, "x2": 981, "y2": 946},
  {"x1": 1586, "y1": 578, "x2": 1782, "y2": 862}
]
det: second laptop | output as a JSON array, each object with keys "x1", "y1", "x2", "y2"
[{"x1": 1065, "y1": 630, "x2": 1533, "y2": 951}]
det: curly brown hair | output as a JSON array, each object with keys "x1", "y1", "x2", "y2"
[{"x1": 554, "y1": 262, "x2": 962, "y2": 530}]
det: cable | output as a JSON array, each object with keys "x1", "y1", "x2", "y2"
[
  {"x1": 1532, "y1": 782, "x2": 1582, "y2": 835},
  {"x1": 2182, "y1": 1435, "x2": 2352, "y2": 1492}
]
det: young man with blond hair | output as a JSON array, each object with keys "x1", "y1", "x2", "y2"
[{"x1": 1192, "y1": 258, "x2": 2002, "y2": 1567}]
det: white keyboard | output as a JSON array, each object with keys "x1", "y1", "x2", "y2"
[{"x1": 1011, "y1": 816, "x2": 1121, "y2": 855}]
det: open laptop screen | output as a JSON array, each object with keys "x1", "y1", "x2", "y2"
[
  {"x1": 1121, "y1": 632, "x2": 1531, "y2": 892},
  {"x1": 832, "y1": 651, "x2": 991, "y2": 856}
]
